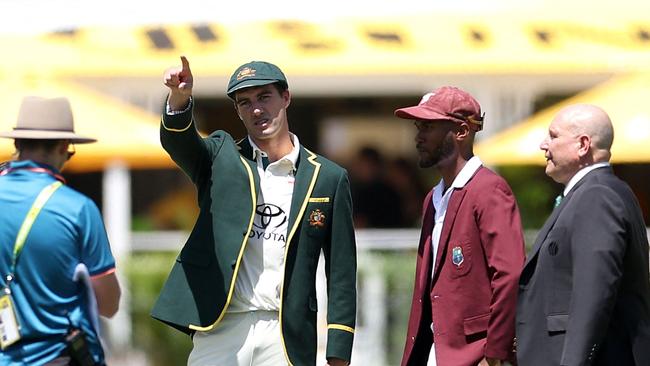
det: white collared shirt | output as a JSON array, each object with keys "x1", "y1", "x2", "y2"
[
  {"x1": 563, "y1": 162, "x2": 610, "y2": 196},
  {"x1": 430, "y1": 156, "x2": 483, "y2": 279},
  {"x1": 229, "y1": 134, "x2": 300, "y2": 312}
]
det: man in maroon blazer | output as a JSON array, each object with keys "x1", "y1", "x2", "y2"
[{"x1": 394, "y1": 86, "x2": 525, "y2": 366}]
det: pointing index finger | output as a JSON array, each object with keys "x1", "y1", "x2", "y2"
[{"x1": 180, "y1": 55, "x2": 190, "y2": 73}]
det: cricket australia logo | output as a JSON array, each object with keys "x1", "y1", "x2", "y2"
[
  {"x1": 236, "y1": 67, "x2": 256, "y2": 80},
  {"x1": 309, "y1": 209, "x2": 326, "y2": 228}
]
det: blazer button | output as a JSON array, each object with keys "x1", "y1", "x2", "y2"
[{"x1": 411, "y1": 336, "x2": 415, "y2": 341}]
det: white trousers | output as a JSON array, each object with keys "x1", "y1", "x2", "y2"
[{"x1": 188, "y1": 311, "x2": 288, "y2": 366}]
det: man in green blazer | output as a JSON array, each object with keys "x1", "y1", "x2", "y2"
[{"x1": 151, "y1": 56, "x2": 356, "y2": 366}]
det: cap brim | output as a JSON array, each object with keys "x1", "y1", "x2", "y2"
[
  {"x1": 227, "y1": 79, "x2": 283, "y2": 98},
  {"x1": 394, "y1": 105, "x2": 450, "y2": 121},
  {"x1": 0, "y1": 129, "x2": 96, "y2": 143}
]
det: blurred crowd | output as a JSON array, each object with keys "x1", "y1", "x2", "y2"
[{"x1": 347, "y1": 146, "x2": 427, "y2": 229}]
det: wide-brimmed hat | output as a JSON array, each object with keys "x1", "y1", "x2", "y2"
[
  {"x1": 394, "y1": 86, "x2": 484, "y2": 131},
  {"x1": 0, "y1": 96, "x2": 96, "y2": 143}
]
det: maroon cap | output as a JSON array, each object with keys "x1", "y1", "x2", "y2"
[{"x1": 394, "y1": 86, "x2": 484, "y2": 131}]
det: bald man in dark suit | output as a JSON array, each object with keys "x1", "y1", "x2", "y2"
[{"x1": 516, "y1": 104, "x2": 650, "y2": 366}]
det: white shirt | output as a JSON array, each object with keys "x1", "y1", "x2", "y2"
[
  {"x1": 563, "y1": 162, "x2": 610, "y2": 196},
  {"x1": 228, "y1": 134, "x2": 300, "y2": 312},
  {"x1": 430, "y1": 156, "x2": 483, "y2": 278}
]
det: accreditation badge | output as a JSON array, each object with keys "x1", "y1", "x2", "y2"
[{"x1": 0, "y1": 293, "x2": 21, "y2": 349}]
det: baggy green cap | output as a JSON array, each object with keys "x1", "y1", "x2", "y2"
[{"x1": 226, "y1": 61, "x2": 288, "y2": 99}]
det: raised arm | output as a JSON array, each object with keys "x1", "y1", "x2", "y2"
[
  {"x1": 160, "y1": 56, "x2": 218, "y2": 187},
  {"x1": 164, "y1": 55, "x2": 193, "y2": 111}
]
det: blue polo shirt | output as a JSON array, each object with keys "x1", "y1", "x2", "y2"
[{"x1": 0, "y1": 160, "x2": 116, "y2": 365}]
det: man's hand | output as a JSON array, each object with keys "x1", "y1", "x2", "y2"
[
  {"x1": 163, "y1": 55, "x2": 193, "y2": 111},
  {"x1": 478, "y1": 357, "x2": 502, "y2": 366},
  {"x1": 326, "y1": 357, "x2": 349, "y2": 366}
]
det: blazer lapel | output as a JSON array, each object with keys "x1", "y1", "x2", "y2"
[
  {"x1": 432, "y1": 189, "x2": 467, "y2": 282},
  {"x1": 236, "y1": 137, "x2": 254, "y2": 159},
  {"x1": 417, "y1": 196, "x2": 435, "y2": 293},
  {"x1": 286, "y1": 147, "x2": 321, "y2": 243},
  {"x1": 236, "y1": 138, "x2": 260, "y2": 191}
]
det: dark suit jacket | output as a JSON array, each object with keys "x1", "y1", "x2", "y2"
[
  {"x1": 517, "y1": 167, "x2": 650, "y2": 366},
  {"x1": 151, "y1": 104, "x2": 357, "y2": 365},
  {"x1": 402, "y1": 166, "x2": 525, "y2": 366}
]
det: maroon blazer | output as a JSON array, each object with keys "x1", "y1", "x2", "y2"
[{"x1": 402, "y1": 166, "x2": 525, "y2": 366}]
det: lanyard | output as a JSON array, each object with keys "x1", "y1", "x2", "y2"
[
  {"x1": 5, "y1": 181, "x2": 63, "y2": 289},
  {"x1": 0, "y1": 165, "x2": 66, "y2": 184}
]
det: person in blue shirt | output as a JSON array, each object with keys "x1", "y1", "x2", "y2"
[{"x1": 0, "y1": 96, "x2": 121, "y2": 365}]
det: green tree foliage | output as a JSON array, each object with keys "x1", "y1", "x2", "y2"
[{"x1": 127, "y1": 252, "x2": 193, "y2": 366}]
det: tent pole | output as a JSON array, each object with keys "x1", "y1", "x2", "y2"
[{"x1": 102, "y1": 161, "x2": 132, "y2": 354}]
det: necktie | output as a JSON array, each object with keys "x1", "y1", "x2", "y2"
[
  {"x1": 261, "y1": 156, "x2": 270, "y2": 170},
  {"x1": 554, "y1": 194, "x2": 563, "y2": 208}
]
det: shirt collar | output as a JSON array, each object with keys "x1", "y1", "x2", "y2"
[
  {"x1": 432, "y1": 156, "x2": 483, "y2": 204},
  {"x1": 563, "y1": 162, "x2": 610, "y2": 196},
  {"x1": 2, "y1": 160, "x2": 65, "y2": 182},
  {"x1": 247, "y1": 133, "x2": 300, "y2": 171},
  {"x1": 8, "y1": 160, "x2": 61, "y2": 174},
  {"x1": 450, "y1": 156, "x2": 483, "y2": 190}
]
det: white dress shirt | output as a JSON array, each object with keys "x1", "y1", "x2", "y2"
[
  {"x1": 563, "y1": 162, "x2": 610, "y2": 196},
  {"x1": 229, "y1": 134, "x2": 300, "y2": 312}
]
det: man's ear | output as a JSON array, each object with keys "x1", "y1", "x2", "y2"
[
  {"x1": 454, "y1": 122, "x2": 471, "y2": 140},
  {"x1": 57, "y1": 140, "x2": 69, "y2": 153},
  {"x1": 283, "y1": 90, "x2": 291, "y2": 108},
  {"x1": 577, "y1": 134, "x2": 591, "y2": 157}
]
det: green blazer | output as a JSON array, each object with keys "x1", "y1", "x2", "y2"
[{"x1": 151, "y1": 104, "x2": 357, "y2": 365}]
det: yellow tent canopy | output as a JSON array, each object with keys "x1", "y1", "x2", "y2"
[
  {"x1": 475, "y1": 72, "x2": 650, "y2": 165},
  {"x1": 0, "y1": 77, "x2": 173, "y2": 172},
  {"x1": 3, "y1": 8, "x2": 650, "y2": 79}
]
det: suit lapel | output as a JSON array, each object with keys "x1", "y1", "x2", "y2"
[
  {"x1": 286, "y1": 147, "x2": 320, "y2": 243},
  {"x1": 432, "y1": 189, "x2": 467, "y2": 282},
  {"x1": 523, "y1": 172, "x2": 595, "y2": 268},
  {"x1": 524, "y1": 199, "x2": 564, "y2": 267}
]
